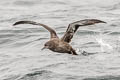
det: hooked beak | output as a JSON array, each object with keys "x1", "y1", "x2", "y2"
[{"x1": 41, "y1": 46, "x2": 49, "y2": 50}]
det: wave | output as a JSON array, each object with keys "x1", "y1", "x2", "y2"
[{"x1": 83, "y1": 75, "x2": 120, "y2": 80}]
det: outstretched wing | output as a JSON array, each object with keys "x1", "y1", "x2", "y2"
[
  {"x1": 13, "y1": 21, "x2": 58, "y2": 39},
  {"x1": 61, "y1": 19, "x2": 106, "y2": 43}
]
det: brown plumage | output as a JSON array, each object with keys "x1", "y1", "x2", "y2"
[{"x1": 13, "y1": 19, "x2": 106, "y2": 55}]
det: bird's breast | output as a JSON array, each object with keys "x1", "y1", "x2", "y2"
[{"x1": 49, "y1": 39, "x2": 72, "y2": 53}]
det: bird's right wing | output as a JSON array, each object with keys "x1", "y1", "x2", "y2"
[{"x1": 13, "y1": 21, "x2": 59, "y2": 39}]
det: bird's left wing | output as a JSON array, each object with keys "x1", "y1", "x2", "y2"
[{"x1": 61, "y1": 19, "x2": 106, "y2": 43}]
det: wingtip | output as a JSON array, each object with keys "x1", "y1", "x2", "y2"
[
  {"x1": 90, "y1": 19, "x2": 107, "y2": 24},
  {"x1": 13, "y1": 22, "x2": 17, "y2": 26},
  {"x1": 87, "y1": 19, "x2": 107, "y2": 25},
  {"x1": 13, "y1": 21, "x2": 26, "y2": 26},
  {"x1": 13, "y1": 21, "x2": 21, "y2": 26}
]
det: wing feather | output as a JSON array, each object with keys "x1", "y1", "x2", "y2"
[
  {"x1": 61, "y1": 19, "x2": 106, "y2": 43},
  {"x1": 13, "y1": 21, "x2": 58, "y2": 39}
]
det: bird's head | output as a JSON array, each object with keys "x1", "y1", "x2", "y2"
[{"x1": 41, "y1": 41, "x2": 54, "y2": 50}]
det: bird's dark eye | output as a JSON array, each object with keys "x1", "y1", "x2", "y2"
[
  {"x1": 45, "y1": 44, "x2": 47, "y2": 46},
  {"x1": 45, "y1": 42, "x2": 50, "y2": 46}
]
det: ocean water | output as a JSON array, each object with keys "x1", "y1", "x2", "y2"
[{"x1": 0, "y1": 0, "x2": 120, "y2": 80}]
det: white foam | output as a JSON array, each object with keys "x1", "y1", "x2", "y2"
[{"x1": 94, "y1": 33, "x2": 113, "y2": 53}]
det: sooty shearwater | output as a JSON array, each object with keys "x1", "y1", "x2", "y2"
[{"x1": 13, "y1": 19, "x2": 106, "y2": 55}]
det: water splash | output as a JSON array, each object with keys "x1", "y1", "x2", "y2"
[{"x1": 94, "y1": 32, "x2": 113, "y2": 53}]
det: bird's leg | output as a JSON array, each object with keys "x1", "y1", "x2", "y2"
[{"x1": 71, "y1": 49, "x2": 78, "y2": 55}]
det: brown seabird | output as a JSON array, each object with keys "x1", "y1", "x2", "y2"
[{"x1": 13, "y1": 19, "x2": 106, "y2": 55}]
